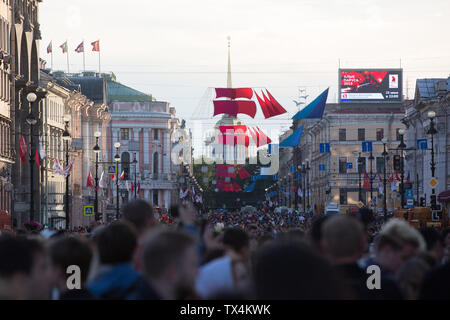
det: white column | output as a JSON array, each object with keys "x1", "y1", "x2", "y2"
[
  {"x1": 144, "y1": 128, "x2": 150, "y2": 164},
  {"x1": 164, "y1": 190, "x2": 170, "y2": 208},
  {"x1": 133, "y1": 128, "x2": 141, "y2": 171}
]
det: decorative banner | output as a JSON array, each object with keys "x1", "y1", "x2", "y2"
[
  {"x1": 292, "y1": 88, "x2": 329, "y2": 119},
  {"x1": 254, "y1": 89, "x2": 287, "y2": 119},
  {"x1": 219, "y1": 125, "x2": 247, "y2": 134},
  {"x1": 213, "y1": 100, "x2": 257, "y2": 118},
  {"x1": 280, "y1": 125, "x2": 303, "y2": 147},
  {"x1": 215, "y1": 88, "x2": 253, "y2": 99}
]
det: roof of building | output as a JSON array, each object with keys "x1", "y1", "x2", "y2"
[
  {"x1": 106, "y1": 80, "x2": 153, "y2": 103},
  {"x1": 67, "y1": 77, "x2": 106, "y2": 104},
  {"x1": 416, "y1": 78, "x2": 450, "y2": 101}
]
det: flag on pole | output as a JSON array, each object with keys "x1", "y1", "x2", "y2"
[
  {"x1": 125, "y1": 180, "x2": 130, "y2": 192},
  {"x1": 60, "y1": 41, "x2": 68, "y2": 53},
  {"x1": 19, "y1": 135, "x2": 27, "y2": 163},
  {"x1": 47, "y1": 41, "x2": 52, "y2": 54},
  {"x1": 388, "y1": 173, "x2": 394, "y2": 183},
  {"x1": 53, "y1": 158, "x2": 63, "y2": 175},
  {"x1": 137, "y1": 183, "x2": 141, "y2": 194},
  {"x1": 363, "y1": 171, "x2": 371, "y2": 190},
  {"x1": 62, "y1": 159, "x2": 74, "y2": 177},
  {"x1": 377, "y1": 175, "x2": 383, "y2": 194},
  {"x1": 111, "y1": 173, "x2": 116, "y2": 181},
  {"x1": 395, "y1": 171, "x2": 401, "y2": 181},
  {"x1": 91, "y1": 40, "x2": 100, "y2": 51},
  {"x1": 99, "y1": 171, "x2": 106, "y2": 188},
  {"x1": 130, "y1": 182, "x2": 134, "y2": 194},
  {"x1": 120, "y1": 171, "x2": 125, "y2": 179},
  {"x1": 86, "y1": 171, "x2": 94, "y2": 188},
  {"x1": 75, "y1": 41, "x2": 84, "y2": 53},
  {"x1": 35, "y1": 137, "x2": 46, "y2": 167}
]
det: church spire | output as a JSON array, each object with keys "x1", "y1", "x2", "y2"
[{"x1": 227, "y1": 36, "x2": 232, "y2": 89}]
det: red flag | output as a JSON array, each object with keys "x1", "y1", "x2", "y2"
[
  {"x1": 120, "y1": 171, "x2": 125, "y2": 179},
  {"x1": 363, "y1": 171, "x2": 371, "y2": 190},
  {"x1": 395, "y1": 171, "x2": 401, "y2": 181},
  {"x1": 19, "y1": 135, "x2": 27, "y2": 163},
  {"x1": 111, "y1": 173, "x2": 116, "y2": 181},
  {"x1": 130, "y1": 183, "x2": 134, "y2": 193},
  {"x1": 86, "y1": 171, "x2": 94, "y2": 188},
  {"x1": 47, "y1": 41, "x2": 52, "y2": 54},
  {"x1": 91, "y1": 40, "x2": 100, "y2": 52},
  {"x1": 137, "y1": 183, "x2": 141, "y2": 193},
  {"x1": 388, "y1": 173, "x2": 394, "y2": 183},
  {"x1": 237, "y1": 167, "x2": 251, "y2": 179}
]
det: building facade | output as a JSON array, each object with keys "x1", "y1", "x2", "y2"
[
  {"x1": 0, "y1": 0, "x2": 13, "y2": 223},
  {"x1": 403, "y1": 78, "x2": 450, "y2": 213},
  {"x1": 281, "y1": 103, "x2": 406, "y2": 214},
  {"x1": 105, "y1": 73, "x2": 179, "y2": 212}
]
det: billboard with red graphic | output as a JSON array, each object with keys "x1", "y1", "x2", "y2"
[{"x1": 339, "y1": 69, "x2": 402, "y2": 103}]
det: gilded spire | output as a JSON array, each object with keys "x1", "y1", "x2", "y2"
[{"x1": 227, "y1": 36, "x2": 232, "y2": 89}]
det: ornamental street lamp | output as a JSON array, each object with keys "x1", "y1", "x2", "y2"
[
  {"x1": 62, "y1": 114, "x2": 72, "y2": 230},
  {"x1": 114, "y1": 142, "x2": 121, "y2": 219},
  {"x1": 397, "y1": 128, "x2": 407, "y2": 209},
  {"x1": 426, "y1": 111, "x2": 438, "y2": 208},
  {"x1": 25, "y1": 92, "x2": 38, "y2": 223},
  {"x1": 382, "y1": 138, "x2": 389, "y2": 221},
  {"x1": 93, "y1": 131, "x2": 101, "y2": 221},
  {"x1": 133, "y1": 152, "x2": 138, "y2": 199}
]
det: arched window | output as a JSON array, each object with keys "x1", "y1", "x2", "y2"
[
  {"x1": 121, "y1": 152, "x2": 130, "y2": 180},
  {"x1": 153, "y1": 152, "x2": 159, "y2": 176}
]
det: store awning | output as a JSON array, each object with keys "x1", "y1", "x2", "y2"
[{"x1": 438, "y1": 190, "x2": 450, "y2": 203}]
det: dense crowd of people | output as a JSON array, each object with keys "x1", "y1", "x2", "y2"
[{"x1": 0, "y1": 199, "x2": 449, "y2": 300}]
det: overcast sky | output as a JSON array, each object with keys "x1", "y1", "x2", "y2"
[{"x1": 39, "y1": 0, "x2": 450, "y2": 143}]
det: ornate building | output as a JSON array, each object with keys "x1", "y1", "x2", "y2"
[{"x1": 10, "y1": 0, "x2": 44, "y2": 228}]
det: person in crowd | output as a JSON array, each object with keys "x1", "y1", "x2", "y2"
[
  {"x1": 419, "y1": 227, "x2": 444, "y2": 266},
  {"x1": 418, "y1": 256, "x2": 450, "y2": 300},
  {"x1": 396, "y1": 256, "x2": 431, "y2": 300},
  {"x1": 252, "y1": 240, "x2": 342, "y2": 299},
  {"x1": 308, "y1": 214, "x2": 331, "y2": 252},
  {"x1": 442, "y1": 228, "x2": 450, "y2": 264},
  {"x1": 48, "y1": 236, "x2": 94, "y2": 300},
  {"x1": 0, "y1": 235, "x2": 51, "y2": 299},
  {"x1": 140, "y1": 228, "x2": 199, "y2": 300},
  {"x1": 121, "y1": 200, "x2": 158, "y2": 272},
  {"x1": 196, "y1": 228, "x2": 250, "y2": 299},
  {"x1": 363, "y1": 218, "x2": 426, "y2": 299},
  {"x1": 321, "y1": 215, "x2": 385, "y2": 299},
  {"x1": 88, "y1": 221, "x2": 146, "y2": 299}
]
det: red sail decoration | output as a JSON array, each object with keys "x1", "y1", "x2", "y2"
[
  {"x1": 213, "y1": 100, "x2": 257, "y2": 118},
  {"x1": 254, "y1": 89, "x2": 287, "y2": 119},
  {"x1": 232, "y1": 182, "x2": 242, "y2": 192},
  {"x1": 215, "y1": 88, "x2": 253, "y2": 99},
  {"x1": 219, "y1": 125, "x2": 247, "y2": 134},
  {"x1": 218, "y1": 135, "x2": 250, "y2": 147},
  {"x1": 237, "y1": 167, "x2": 251, "y2": 179},
  {"x1": 248, "y1": 127, "x2": 271, "y2": 147}
]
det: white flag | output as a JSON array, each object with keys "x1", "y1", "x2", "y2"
[
  {"x1": 53, "y1": 158, "x2": 63, "y2": 175},
  {"x1": 99, "y1": 171, "x2": 106, "y2": 188}
]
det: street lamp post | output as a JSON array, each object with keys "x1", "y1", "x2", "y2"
[
  {"x1": 114, "y1": 142, "x2": 121, "y2": 219},
  {"x1": 302, "y1": 162, "x2": 306, "y2": 213},
  {"x1": 427, "y1": 111, "x2": 438, "y2": 208},
  {"x1": 357, "y1": 152, "x2": 363, "y2": 202},
  {"x1": 93, "y1": 131, "x2": 101, "y2": 220},
  {"x1": 382, "y1": 138, "x2": 388, "y2": 220},
  {"x1": 397, "y1": 129, "x2": 407, "y2": 209},
  {"x1": 62, "y1": 114, "x2": 72, "y2": 230},
  {"x1": 133, "y1": 152, "x2": 138, "y2": 199},
  {"x1": 25, "y1": 92, "x2": 38, "y2": 222},
  {"x1": 368, "y1": 151, "x2": 374, "y2": 204},
  {"x1": 306, "y1": 161, "x2": 310, "y2": 210}
]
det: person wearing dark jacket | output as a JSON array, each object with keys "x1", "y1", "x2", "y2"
[
  {"x1": 88, "y1": 221, "x2": 151, "y2": 300},
  {"x1": 419, "y1": 262, "x2": 450, "y2": 300}
]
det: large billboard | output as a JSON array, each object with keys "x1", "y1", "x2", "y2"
[{"x1": 339, "y1": 69, "x2": 402, "y2": 103}]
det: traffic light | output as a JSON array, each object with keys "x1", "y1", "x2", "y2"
[
  {"x1": 419, "y1": 197, "x2": 425, "y2": 207},
  {"x1": 124, "y1": 167, "x2": 130, "y2": 180},
  {"x1": 393, "y1": 155, "x2": 401, "y2": 171}
]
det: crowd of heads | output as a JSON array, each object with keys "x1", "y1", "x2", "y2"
[{"x1": 0, "y1": 199, "x2": 449, "y2": 300}]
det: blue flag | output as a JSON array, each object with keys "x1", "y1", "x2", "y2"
[{"x1": 292, "y1": 88, "x2": 329, "y2": 119}]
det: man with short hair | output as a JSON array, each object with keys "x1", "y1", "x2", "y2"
[
  {"x1": 322, "y1": 215, "x2": 383, "y2": 299},
  {"x1": 141, "y1": 229, "x2": 199, "y2": 300},
  {"x1": 364, "y1": 218, "x2": 426, "y2": 299},
  {"x1": 121, "y1": 200, "x2": 158, "y2": 271},
  {"x1": 0, "y1": 235, "x2": 51, "y2": 299},
  {"x1": 48, "y1": 236, "x2": 94, "y2": 300}
]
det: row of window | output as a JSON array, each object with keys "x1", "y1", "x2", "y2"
[
  {"x1": 117, "y1": 151, "x2": 160, "y2": 180},
  {"x1": 120, "y1": 128, "x2": 159, "y2": 141},
  {"x1": 337, "y1": 156, "x2": 386, "y2": 174},
  {"x1": 0, "y1": 16, "x2": 10, "y2": 54},
  {"x1": 338, "y1": 128, "x2": 402, "y2": 142},
  {"x1": 0, "y1": 119, "x2": 11, "y2": 158},
  {"x1": 0, "y1": 70, "x2": 10, "y2": 102}
]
